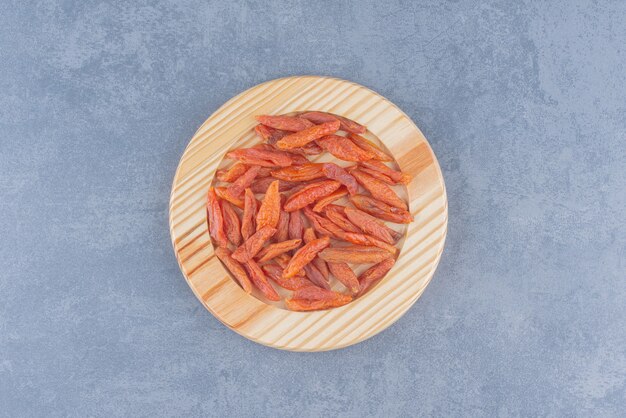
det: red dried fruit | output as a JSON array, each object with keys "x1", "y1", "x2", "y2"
[
  {"x1": 232, "y1": 226, "x2": 276, "y2": 263},
  {"x1": 215, "y1": 186, "x2": 245, "y2": 209},
  {"x1": 359, "y1": 167, "x2": 395, "y2": 185},
  {"x1": 271, "y1": 163, "x2": 324, "y2": 182},
  {"x1": 347, "y1": 133, "x2": 393, "y2": 161},
  {"x1": 323, "y1": 204, "x2": 361, "y2": 233},
  {"x1": 262, "y1": 263, "x2": 312, "y2": 290},
  {"x1": 276, "y1": 120, "x2": 340, "y2": 149},
  {"x1": 274, "y1": 208, "x2": 290, "y2": 242},
  {"x1": 243, "y1": 259, "x2": 280, "y2": 301},
  {"x1": 334, "y1": 230, "x2": 398, "y2": 254},
  {"x1": 357, "y1": 258, "x2": 395, "y2": 296},
  {"x1": 344, "y1": 206, "x2": 397, "y2": 244},
  {"x1": 214, "y1": 247, "x2": 252, "y2": 294},
  {"x1": 241, "y1": 188, "x2": 258, "y2": 240},
  {"x1": 360, "y1": 160, "x2": 411, "y2": 184},
  {"x1": 221, "y1": 200, "x2": 242, "y2": 246},
  {"x1": 226, "y1": 147, "x2": 293, "y2": 167},
  {"x1": 256, "y1": 239, "x2": 302, "y2": 263},
  {"x1": 327, "y1": 262, "x2": 360, "y2": 294},
  {"x1": 254, "y1": 124, "x2": 290, "y2": 145},
  {"x1": 288, "y1": 209, "x2": 304, "y2": 241},
  {"x1": 283, "y1": 236, "x2": 330, "y2": 279},
  {"x1": 283, "y1": 180, "x2": 341, "y2": 212},
  {"x1": 285, "y1": 296, "x2": 352, "y2": 311},
  {"x1": 321, "y1": 163, "x2": 359, "y2": 195},
  {"x1": 216, "y1": 162, "x2": 248, "y2": 183},
  {"x1": 256, "y1": 167, "x2": 274, "y2": 178},
  {"x1": 350, "y1": 169, "x2": 408, "y2": 210},
  {"x1": 311, "y1": 188, "x2": 348, "y2": 212},
  {"x1": 256, "y1": 180, "x2": 281, "y2": 230},
  {"x1": 318, "y1": 246, "x2": 393, "y2": 264},
  {"x1": 206, "y1": 187, "x2": 228, "y2": 248},
  {"x1": 304, "y1": 264, "x2": 330, "y2": 289},
  {"x1": 226, "y1": 165, "x2": 261, "y2": 198},
  {"x1": 349, "y1": 195, "x2": 413, "y2": 224},
  {"x1": 293, "y1": 286, "x2": 349, "y2": 302},
  {"x1": 250, "y1": 177, "x2": 298, "y2": 194},
  {"x1": 303, "y1": 227, "x2": 329, "y2": 280},
  {"x1": 317, "y1": 135, "x2": 375, "y2": 162},
  {"x1": 274, "y1": 254, "x2": 306, "y2": 278},
  {"x1": 302, "y1": 206, "x2": 338, "y2": 237},
  {"x1": 299, "y1": 111, "x2": 366, "y2": 134},
  {"x1": 255, "y1": 115, "x2": 314, "y2": 132}
]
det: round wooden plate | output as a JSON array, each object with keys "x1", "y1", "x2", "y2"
[{"x1": 169, "y1": 76, "x2": 447, "y2": 351}]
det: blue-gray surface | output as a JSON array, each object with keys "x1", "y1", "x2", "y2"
[{"x1": 1, "y1": 0, "x2": 625, "y2": 416}]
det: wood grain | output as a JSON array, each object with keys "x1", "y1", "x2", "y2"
[{"x1": 169, "y1": 76, "x2": 448, "y2": 351}]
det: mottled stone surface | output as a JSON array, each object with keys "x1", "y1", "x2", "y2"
[{"x1": 1, "y1": 1, "x2": 624, "y2": 416}]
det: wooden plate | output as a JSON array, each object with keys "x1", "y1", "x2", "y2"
[{"x1": 169, "y1": 76, "x2": 447, "y2": 351}]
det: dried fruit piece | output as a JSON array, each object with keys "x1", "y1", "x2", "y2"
[
  {"x1": 256, "y1": 167, "x2": 274, "y2": 178},
  {"x1": 255, "y1": 124, "x2": 290, "y2": 144},
  {"x1": 232, "y1": 226, "x2": 276, "y2": 263},
  {"x1": 288, "y1": 209, "x2": 304, "y2": 241},
  {"x1": 221, "y1": 200, "x2": 242, "y2": 246},
  {"x1": 284, "y1": 180, "x2": 341, "y2": 212},
  {"x1": 299, "y1": 111, "x2": 366, "y2": 134},
  {"x1": 227, "y1": 147, "x2": 293, "y2": 167},
  {"x1": 241, "y1": 189, "x2": 258, "y2": 240},
  {"x1": 358, "y1": 258, "x2": 395, "y2": 296},
  {"x1": 303, "y1": 227, "x2": 329, "y2": 280},
  {"x1": 250, "y1": 177, "x2": 298, "y2": 194},
  {"x1": 344, "y1": 206, "x2": 398, "y2": 244},
  {"x1": 360, "y1": 160, "x2": 411, "y2": 184},
  {"x1": 285, "y1": 296, "x2": 352, "y2": 311},
  {"x1": 321, "y1": 163, "x2": 359, "y2": 195},
  {"x1": 262, "y1": 264, "x2": 312, "y2": 290},
  {"x1": 215, "y1": 186, "x2": 245, "y2": 209},
  {"x1": 216, "y1": 162, "x2": 247, "y2": 183},
  {"x1": 274, "y1": 254, "x2": 306, "y2": 278},
  {"x1": 319, "y1": 246, "x2": 393, "y2": 264},
  {"x1": 255, "y1": 115, "x2": 314, "y2": 132},
  {"x1": 327, "y1": 262, "x2": 360, "y2": 294},
  {"x1": 323, "y1": 204, "x2": 361, "y2": 233},
  {"x1": 256, "y1": 180, "x2": 281, "y2": 230},
  {"x1": 350, "y1": 195, "x2": 413, "y2": 224},
  {"x1": 274, "y1": 208, "x2": 290, "y2": 242},
  {"x1": 359, "y1": 167, "x2": 395, "y2": 185},
  {"x1": 254, "y1": 145, "x2": 310, "y2": 165},
  {"x1": 276, "y1": 120, "x2": 340, "y2": 149},
  {"x1": 293, "y1": 286, "x2": 349, "y2": 302},
  {"x1": 304, "y1": 264, "x2": 330, "y2": 289},
  {"x1": 283, "y1": 236, "x2": 330, "y2": 279},
  {"x1": 334, "y1": 231, "x2": 398, "y2": 254},
  {"x1": 350, "y1": 169, "x2": 408, "y2": 210},
  {"x1": 214, "y1": 247, "x2": 252, "y2": 293},
  {"x1": 348, "y1": 133, "x2": 393, "y2": 162},
  {"x1": 256, "y1": 239, "x2": 302, "y2": 263},
  {"x1": 317, "y1": 135, "x2": 375, "y2": 162},
  {"x1": 271, "y1": 163, "x2": 324, "y2": 182},
  {"x1": 312, "y1": 188, "x2": 348, "y2": 212},
  {"x1": 226, "y1": 165, "x2": 261, "y2": 198},
  {"x1": 297, "y1": 141, "x2": 323, "y2": 155},
  {"x1": 302, "y1": 206, "x2": 337, "y2": 237},
  {"x1": 243, "y1": 259, "x2": 280, "y2": 301},
  {"x1": 206, "y1": 188, "x2": 228, "y2": 248}
]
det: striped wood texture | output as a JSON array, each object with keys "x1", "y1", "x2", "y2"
[{"x1": 169, "y1": 76, "x2": 448, "y2": 351}]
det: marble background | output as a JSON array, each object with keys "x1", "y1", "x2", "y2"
[{"x1": 1, "y1": 1, "x2": 624, "y2": 416}]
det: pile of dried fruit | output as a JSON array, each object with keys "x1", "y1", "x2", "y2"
[{"x1": 206, "y1": 111, "x2": 413, "y2": 311}]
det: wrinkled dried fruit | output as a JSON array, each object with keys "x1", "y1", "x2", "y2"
[
  {"x1": 334, "y1": 231, "x2": 398, "y2": 254},
  {"x1": 276, "y1": 120, "x2": 340, "y2": 149},
  {"x1": 359, "y1": 167, "x2": 395, "y2": 185},
  {"x1": 227, "y1": 147, "x2": 294, "y2": 167},
  {"x1": 358, "y1": 258, "x2": 395, "y2": 296},
  {"x1": 255, "y1": 115, "x2": 314, "y2": 132},
  {"x1": 317, "y1": 135, "x2": 375, "y2": 162},
  {"x1": 232, "y1": 226, "x2": 276, "y2": 263},
  {"x1": 284, "y1": 180, "x2": 341, "y2": 212},
  {"x1": 250, "y1": 177, "x2": 298, "y2": 194},
  {"x1": 256, "y1": 239, "x2": 302, "y2": 263},
  {"x1": 349, "y1": 195, "x2": 413, "y2": 224},
  {"x1": 344, "y1": 206, "x2": 397, "y2": 244},
  {"x1": 360, "y1": 160, "x2": 411, "y2": 184},
  {"x1": 215, "y1": 186, "x2": 245, "y2": 209},
  {"x1": 283, "y1": 236, "x2": 330, "y2": 279},
  {"x1": 241, "y1": 188, "x2": 258, "y2": 240},
  {"x1": 274, "y1": 254, "x2": 306, "y2": 278},
  {"x1": 243, "y1": 259, "x2": 280, "y2": 301},
  {"x1": 321, "y1": 163, "x2": 359, "y2": 195},
  {"x1": 288, "y1": 209, "x2": 304, "y2": 241},
  {"x1": 207, "y1": 188, "x2": 229, "y2": 247},
  {"x1": 226, "y1": 165, "x2": 261, "y2": 198},
  {"x1": 323, "y1": 204, "x2": 361, "y2": 233},
  {"x1": 256, "y1": 167, "x2": 274, "y2": 178},
  {"x1": 350, "y1": 169, "x2": 408, "y2": 210},
  {"x1": 302, "y1": 206, "x2": 338, "y2": 237},
  {"x1": 270, "y1": 163, "x2": 324, "y2": 182},
  {"x1": 319, "y1": 246, "x2": 393, "y2": 264},
  {"x1": 274, "y1": 208, "x2": 290, "y2": 242},
  {"x1": 304, "y1": 264, "x2": 330, "y2": 289},
  {"x1": 297, "y1": 141, "x2": 323, "y2": 155},
  {"x1": 255, "y1": 124, "x2": 290, "y2": 145},
  {"x1": 293, "y1": 286, "x2": 349, "y2": 302},
  {"x1": 262, "y1": 263, "x2": 312, "y2": 290},
  {"x1": 327, "y1": 262, "x2": 360, "y2": 294},
  {"x1": 256, "y1": 180, "x2": 281, "y2": 230},
  {"x1": 285, "y1": 296, "x2": 352, "y2": 311},
  {"x1": 221, "y1": 200, "x2": 242, "y2": 246},
  {"x1": 311, "y1": 188, "x2": 348, "y2": 212},
  {"x1": 214, "y1": 247, "x2": 252, "y2": 293},
  {"x1": 348, "y1": 133, "x2": 393, "y2": 161},
  {"x1": 216, "y1": 162, "x2": 248, "y2": 183},
  {"x1": 299, "y1": 111, "x2": 366, "y2": 134},
  {"x1": 303, "y1": 228, "x2": 329, "y2": 280}
]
